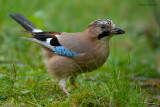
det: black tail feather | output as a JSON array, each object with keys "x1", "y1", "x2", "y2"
[{"x1": 9, "y1": 14, "x2": 38, "y2": 31}]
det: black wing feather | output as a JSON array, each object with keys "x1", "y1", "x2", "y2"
[
  {"x1": 50, "y1": 37, "x2": 61, "y2": 46},
  {"x1": 34, "y1": 34, "x2": 61, "y2": 46},
  {"x1": 9, "y1": 14, "x2": 38, "y2": 31},
  {"x1": 34, "y1": 35, "x2": 52, "y2": 41}
]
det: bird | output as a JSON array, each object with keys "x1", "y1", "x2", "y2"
[{"x1": 9, "y1": 13, "x2": 125, "y2": 95}]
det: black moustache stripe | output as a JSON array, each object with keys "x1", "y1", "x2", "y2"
[{"x1": 98, "y1": 31, "x2": 110, "y2": 39}]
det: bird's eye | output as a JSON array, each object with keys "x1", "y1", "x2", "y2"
[{"x1": 101, "y1": 25, "x2": 105, "y2": 29}]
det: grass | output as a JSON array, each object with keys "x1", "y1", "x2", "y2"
[
  {"x1": 0, "y1": 62, "x2": 147, "y2": 106},
  {"x1": 0, "y1": 0, "x2": 160, "y2": 106}
]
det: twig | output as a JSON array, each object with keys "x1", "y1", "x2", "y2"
[
  {"x1": 10, "y1": 64, "x2": 17, "y2": 98},
  {"x1": 130, "y1": 76, "x2": 160, "y2": 83},
  {"x1": 137, "y1": 102, "x2": 160, "y2": 106}
]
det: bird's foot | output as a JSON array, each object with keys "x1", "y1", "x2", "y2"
[
  {"x1": 61, "y1": 87, "x2": 69, "y2": 95},
  {"x1": 59, "y1": 79, "x2": 69, "y2": 95}
]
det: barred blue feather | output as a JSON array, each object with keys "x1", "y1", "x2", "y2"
[{"x1": 53, "y1": 46, "x2": 79, "y2": 57}]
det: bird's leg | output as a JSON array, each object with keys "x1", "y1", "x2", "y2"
[
  {"x1": 59, "y1": 79, "x2": 69, "y2": 95},
  {"x1": 69, "y1": 75, "x2": 77, "y2": 88}
]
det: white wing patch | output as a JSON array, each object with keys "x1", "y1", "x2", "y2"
[
  {"x1": 46, "y1": 38, "x2": 52, "y2": 44},
  {"x1": 21, "y1": 37, "x2": 54, "y2": 50},
  {"x1": 32, "y1": 29, "x2": 43, "y2": 33}
]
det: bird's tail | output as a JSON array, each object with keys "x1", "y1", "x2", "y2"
[
  {"x1": 9, "y1": 14, "x2": 55, "y2": 50},
  {"x1": 9, "y1": 14, "x2": 42, "y2": 33}
]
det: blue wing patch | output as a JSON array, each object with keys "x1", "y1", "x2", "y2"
[{"x1": 53, "y1": 46, "x2": 79, "y2": 57}]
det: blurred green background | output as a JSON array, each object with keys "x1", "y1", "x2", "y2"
[{"x1": 0, "y1": 0, "x2": 160, "y2": 106}]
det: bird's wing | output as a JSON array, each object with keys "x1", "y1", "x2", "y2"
[
  {"x1": 22, "y1": 32, "x2": 81, "y2": 57},
  {"x1": 9, "y1": 14, "x2": 87, "y2": 57}
]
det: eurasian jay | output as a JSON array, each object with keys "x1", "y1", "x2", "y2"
[{"x1": 9, "y1": 14, "x2": 125, "y2": 95}]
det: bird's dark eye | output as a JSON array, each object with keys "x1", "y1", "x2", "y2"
[{"x1": 101, "y1": 25, "x2": 105, "y2": 29}]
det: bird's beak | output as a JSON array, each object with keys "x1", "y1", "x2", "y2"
[{"x1": 110, "y1": 27, "x2": 125, "y2": 35}]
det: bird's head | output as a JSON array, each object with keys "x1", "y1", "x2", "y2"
[{"x1": 86, "y1": 19, "x2": 125, "y2": 40}]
